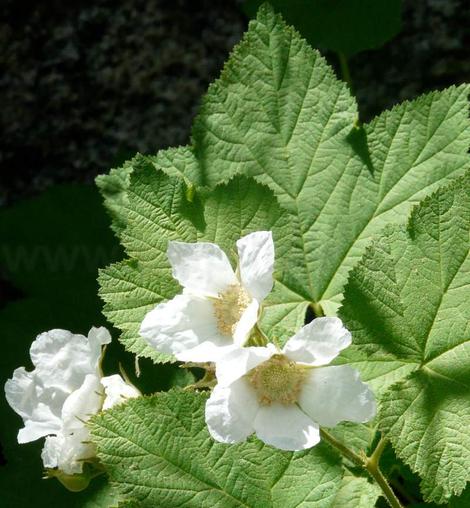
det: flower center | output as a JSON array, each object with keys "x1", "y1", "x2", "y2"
[
  {"x1": 213, "y1": 283, "x2": 251, "y2": 336},
  {"x1": 246, "y1": 354, "x2": 307, "y2": 405}
]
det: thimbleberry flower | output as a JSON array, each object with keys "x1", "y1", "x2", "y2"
[
  {"x1": 4, "y1": 327, "x2": 140, "y2": 476},
  {"x1": 205, "y1": 317, "x2": 376, "y2": 451},
  {"x1": 140, "y1": 231, "x2": 274, "y2": 362}
]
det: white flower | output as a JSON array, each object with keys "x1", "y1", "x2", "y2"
[
  {"x1": 140, "y1": 231, "x2": 274, "y2": 362},
  {"x1": 4, "y1": 327, "x2": 140, "y2": 475},
  {"x1": 205, "y1": 317, "x2": 376, "y2": 451}
]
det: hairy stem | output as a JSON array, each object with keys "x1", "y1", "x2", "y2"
[{"x1": 320, "y1": 430, "x2": 404, "y2": 508}]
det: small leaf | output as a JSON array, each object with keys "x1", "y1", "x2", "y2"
[{"x1": 90, "y1": 392, "x2": 343, "y2": 508}]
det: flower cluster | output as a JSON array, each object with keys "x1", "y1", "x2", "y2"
[
  {"x1": 5, "y1": 326, "x2": 139, "y2": 484},
  {"x1": 4, "y1": 230, "x2": 376, "y2": 492},
  {"x1": 140, "y1": 231, "x2": 376, "y2": 451}
]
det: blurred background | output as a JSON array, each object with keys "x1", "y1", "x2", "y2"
[{"x1": 0, "y1": 0, "x2": 468, "y2": 506}]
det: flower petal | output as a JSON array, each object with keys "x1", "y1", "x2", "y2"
[
  {"x1": 299, "y1": 365, "x2": 376, "y2": 427},
  {"x1": 237, "y1": 231, "x2": 274, "y2": 302},
  {"x1": 41, "y1": 434, "x2": 62, "y2": 469},
  {"x1": 176, "y1": 343, "x2": 237, "y2": 363},
  {"x1": 167, "y1": 241, "x2": 237, "y2": 297},
  {"x1": 215, "y1": 344, "x2": 277, "y2": 387},
  {"x1": 140, "y1": 294, "x2": 230, "y2": 360},
  {"x1": 61, "y1": 374, "x2": 103, "y2": 432},
  {"x1": 205, "y1": 378, "x2": 259, "y2": 444},
  {"x1": 253, "y1": 403, "x2": 320, "y2": 451},
  {"x1": 5, "y1": 367, "x2": 64, "y2": 443},
  {"x1": 29, "y1": 329, "x2": 104, "y2": 393},
  {"x1": 87, "y1": 326, "x2": 112, "y2": 369},
  {"x1": 42, "y1": 427, "x2": 95, "y2": 474},
  {"x1": 101, "y1": 375, "x2": 140, "y2": 410},
  {"x1": 232, "y1": 300, "x2": 259, "y2": 346},
  {"x1": 283, "y1": 317, "x2": 351, "y2": 366}
]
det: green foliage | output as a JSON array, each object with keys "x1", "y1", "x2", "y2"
[
  {"x1": 339, "y1": 174, "x2": 470, "y2": 503},
  {"x1": 90, "y1": 391, "x2": 342, "y2": 507},
  {"x1": 99, "y1": 159, "x2": 291, "y2": 361},
  {"x1": 243, "y1": 1, "x2": 401, "y2": 57},
  {"x1": 191, "y1": 5, "x2": 469, "y2": 318},
  {"x1": 89, "y1": 5, "x2": 470, "y2": 508}
]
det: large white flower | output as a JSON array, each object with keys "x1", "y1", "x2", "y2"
[
  {"x1": 4, "y1": 327, "x2": 140, "y2": 475},
  {"x1": 205, "y1": 317, "x2": 376, "y2": 451},
  {"x1": 140, "y1": 231, "x2": 274, "y2": 362}
]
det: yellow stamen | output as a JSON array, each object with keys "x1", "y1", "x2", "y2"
[
  {"x1": 213, "y1": 283, "x2": 251, "y2": 336},
  {"x1": 247, "y1": 354, "x2": 307, "y2": 405}
]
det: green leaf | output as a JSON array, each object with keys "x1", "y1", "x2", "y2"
[
  {"x1": 339, "y1": 173, "x2": 470, "y2": 503},
  {"x1": 243, "y1": 0, "x2": 402, "y2": 57},
  {"x1": 332, "y1": 473, "x2": 381, "y2": 508},
  {"x1": 90, "y1": 391, "x2": 342, "y2": 508},
  {"x1": 96, "y1": 148, "x2": 201, "y2": 237},
  {"x1": 96, "y1": 159, "x2": 134, "y2": 235},
  {"x1": 99, "y1": 162, "x2": 292, "y2": 361},
  {"x1": 191, "y1": 5, "x2": 470, "y2": 317}
]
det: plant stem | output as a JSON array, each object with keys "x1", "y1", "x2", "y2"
[
  {"x1": 310, "y1": 301, "x2": 325, "y2": 317},
  {"x1": 365, "y1": 461, "x2": 403, "y2": 508},
  {"x1": 320, "y1": 430, "x2": 404, "y2": 508},
  {"x1": 338, "y1": 52, "x2": 353, "y2": 92},
  {"x1": 320, "y1": 429, "x2": 364, "y2": 467}
]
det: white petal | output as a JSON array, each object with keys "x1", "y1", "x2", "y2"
[
  {"x1": 167, "y1": 241, "x2": 237, "y2": 296},
  {"x1": 253, "y1": 403, "x2": 320, "y2": 451},
  {"x1": 42, "y1": 434, "x2": 63, "y2": 469},
  {"x1": 283, "y1": 317, "x2": 352, "y2": 366},
  {"x1": 140, "y1": 294, "x2": 230, "y2": 359},
  {"x1": 237, "y1": 231, "x2": 274, "y2": 302},
  {"x1": 5, "y1": 367, "x2": 63, "y2": 443},
  {"x1": 61, "y1": 375, "x2": 103, "y2": 432},
  {"x1": 232, "y1": 300, "x2": 259, "y2": 346},
  {"x1": 205, "y1": 378, "x2": 259, "y2": 444},
  {"x1": 176, "y1": 343, "x2": 237, "y2": 363},
  {"x1": 42, "y1": 427, "x2": 95, "y2": 474},
  {"x1": 87, "y1": 326, "x2": 112, "y2": 367},
  {"x1": 101, "y1": 375, "x2": 140, "y2": 410},
  {"x1": 299, "y1": 366, "x2": 376, "y2": 427},
  {"x1": 215, "y1": 344, "x2": 277, "y2": 387},
  {"x1": 29, "y1": 329, "x2": 103, "y2": 393}
]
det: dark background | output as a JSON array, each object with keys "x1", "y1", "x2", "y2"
[
  {"x1": 1, "y1": 0, "x2": 469, "y2": 206},
  {"x1": 0, "y1": 0, "x2": 468, "y2": 506}
]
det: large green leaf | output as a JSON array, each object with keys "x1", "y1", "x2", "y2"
[
  {"x1": 243, "y1": 0, "x2": 402, "y2": 57},
  {"x1": 90, "y1": 392, "x2": 342, "y2": 507},
  {"x1": 339, "y1": 174, "x2": 470, "y2": 503},
  {"x1": 191, "y1": 5, "x2": 469, "y2": 317},
  {"x1": 99, "y1": 161, "x2": 292, "y2": 361}
]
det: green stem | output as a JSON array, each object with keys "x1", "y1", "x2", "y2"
[
  {"x1": 310, "y1": 301, "x2": 325, "y2": 318},
  {"x1": 320, "y1": 429, "x2": 364, "y2": 467},
  {"x1": 338, "y1": 52, "x2": 353, "y2": 92},
  {"x1": 320, "y1": 430, "x2": 403, "y2": 508},
  {"x1": 365, "y1": 460, "x2": 403, "y2": 508}
]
